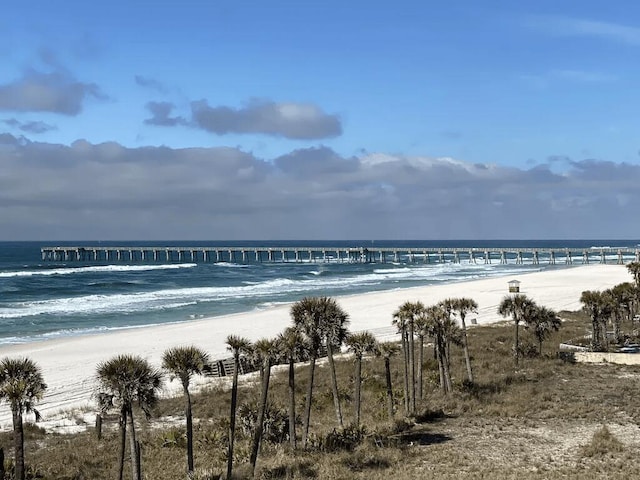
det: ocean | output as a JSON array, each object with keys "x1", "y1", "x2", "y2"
[{"x1": 0, "y1": 240, "x2": 636, "y2": 345}]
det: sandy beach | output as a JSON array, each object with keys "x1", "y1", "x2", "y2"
[{"x1": 0, "y1": 264, "x2": 631, "y2": 428}]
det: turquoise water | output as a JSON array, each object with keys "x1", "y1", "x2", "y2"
[{"x1": 0, "y1": 240, "x2": 636, "y2": 344}]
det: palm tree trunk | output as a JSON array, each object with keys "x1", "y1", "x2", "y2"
[
  {"x1": 401, "y1": 329, "x2": 409, "y2": 414},
  {"x1": 614, "y1": 313, "x2": 621, "y2": 344},
  {"x1": 227, "y1": 352, "x2": 240, "y2": 480},
  {"x1": 127, "y1": 406, "x2": 139, "y2": 480},
  {"x1": 326, "y1": 343, "x2": 344, "y2": 428},
  {"x1": 250, "y1": 359, "x2": 272, "y2": 477},
  {"x1": 601, "y1": 318, "x2": 609, "y2": 351},
  {"x1": 384, "y1": 357, "x2": 394, "y2": 419},
  {"x1": 302, "y1": 351, "x2": 317, "y2": 449},
  {"x1": 288, "y1": 357, "x2": 297, "y2": 450},
  {"x1": 441, "y1": 337, "x2": 453, "y2": 393},
  {"x1": 184, "y1": 386, "x2": 194, "y2": 475},
  {"x1": 417, "y1": 334, "x2": 424, "y2": 401},
  {"x1": 354, "y1": 355, "x2": 362, "y2": 428},
  {"x1": 408, "y1": 320, "x2": 416, "y2": 413},
  {"x1": 460, "y1": 315, "x2": 474, "y2": 384},
  {"x1": 592, "y1": 316, "x2": 600, "y2": 350},
  {"x1": 514, "y1": 316, "x2": 520, "y2": 366},
  {"x1": 435, "y1": 338, "x2": 445, "y2": 392},
  {"x1": 118, "y1": 407, "x2": 127, "y2": 480},
  {"x1": 12, "y1": 410, "x2": 24, "y2": 480}
]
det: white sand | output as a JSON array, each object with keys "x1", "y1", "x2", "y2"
[{"x1": 0, "y1": 264, "x2": 631, "y2": 427}]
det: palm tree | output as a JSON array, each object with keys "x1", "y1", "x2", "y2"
[
  {"x1": 291, "y1": 296, "x2": 347, "y2": 447},
  {"x1": 345, "y1": 332, "x2": 377, "y2": 428},
  {"x1": 375, "y1": 342, "x2": 400, "y2": 419},
  {"x1": 452, "y1": 297, "x2": 478, "y2": 383},
  {"x1": 498, "y1": 294, "x2": 536, "y2": 365},
  {"x1": 413, "y1": 311, "x2": 428, "y2": 401},
  {"x1": 433, "y1": 302, "x2": 461, "y2": 393},
  {"x1": 626, "y1": 261, "x2": 640, "y2": 287},
  {"x1": 225, "y1": 335, "x2": 252, "y2": 479},
  {"x1": 580, "y1": 291, "x2": 607, "y2": 351},
  {"x1": 249, "y1": 337, "x2": 280, "y2": 477},
  {"x1": 438, "y1": 298, "x2": 455, "y2": 363},
  {"x1": 608, "y1": 283, "x2": 638, "y2": 344},
  {"x1": 96, "y1": 354, "x2": 162, "y2": 480},
  {"x1": 0, "y1": 357, "x2": 46, "y2": 480},
  {"x1": 320, "y1": 299, "x2": 350, "y2": 428},
  {"x1": 525, "y1": 306, "x2": 562, "y2": 355},
  {"x1": 162, "y1": 345, "x2": 210, "y2": 476},
  {"x1": 391, "y1": 308, "x2": 410, "y2": 414},
  {"x1": 277, "y1": 327, "x2": 307, "y2": 450},
  {"x1": 613, "y1": 282, "x2": 638, "y2": 332},
  {"x1": 392, "y1": 301, "x2": 424, "y2": 413},
  {"x1": 424, "y1": 305, "x2": 447, "y2": 392}
]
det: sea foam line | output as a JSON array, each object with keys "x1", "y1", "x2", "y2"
[
  {"x1": 0, "y1": 263, "x2": 197, "y2": 278},
  {"x1": 0, "y1": 262, "x2": 541, "y2": 319}
]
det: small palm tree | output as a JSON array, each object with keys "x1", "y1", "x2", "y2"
[
  {"x1": 498, "y1": 294, "x2": 536, "y2": 365},
  {"x1": 413, "y1": 311, "x2": 429, "y2": 401},
  {"x1": 225, "y1": 335, "x2": 252, "y2": 480},
  {"x1": 391, "y1": 308, "x2": 410, "y2": 414},
  {"x1": 249, "y1": 337, "x2": 281, "y2": 477},
  {"x1": 433, "y1": 302, "x2": 462, "y2": 393},
  {"x1": 612, "y1": 282, "x2": 637, "y2": 333},
  {"x1": 0, "y1": 357, "x2": 46, "y2": 480},
  {"x1": 392, "y1": 301, "x2": 424, "y2": 413},
  {"x1": 626, "y1": 261, "x2": 640, "y2": 287},
  {"x1": 346, "y1": 332, "x2": 377, "y2": 428},
  {"x1": 162, "y1": 345, "x2": 211, "y2": 476},
  {"x1": 375, "y1": 342, "x2": 400, "y2": 419},
  {"x1": 453, "y1": 297, "x2": 478, "y2": 383},
  {"x1": 525, "y1": 306, "x2": 561, "y2": 355},
  {"x1": 277, "y1": 327, "x2": 308, "y2": 450},
  {"x1": 581, "y1": 290, "x2": 606, "y2": 351},
  {"x1": 96, "y1": 354, "x2": 162, "y2": 480},
  {"x1": 291, "y1": 296, "x2": 347, "y2": 447},
  {"x1": 320, "y1": 299, "x2": 350, "y2": 429}
]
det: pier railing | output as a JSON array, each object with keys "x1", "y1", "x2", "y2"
[{"x1": 40, "y1": 245, "x2": 640, "y2": 265}]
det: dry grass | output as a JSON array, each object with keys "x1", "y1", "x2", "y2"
[{"x1": 3, "y1": 311, "x2": 640, "y2": 479}]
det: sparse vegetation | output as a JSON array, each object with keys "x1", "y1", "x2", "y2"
[{"x1": 4, "y1": 288, "x2": 640, "y2": 478}]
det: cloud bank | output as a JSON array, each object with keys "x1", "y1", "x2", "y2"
[{"x1": 1, "y1": 134, "x2": 638, "y2": 240}]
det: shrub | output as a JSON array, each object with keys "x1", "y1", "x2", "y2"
[
  {"x1": 321, "y1": 425, "x2": 366, "y2": 452},
  {"x1": 158, "y1": 427, "x2": 187, "y2": 448},
  {"x1": 579, "y1": 425, "x2": 624, "y2": 457},
  {"x1": 237, "y1": 402, "x2": 290, "y2": 444}
]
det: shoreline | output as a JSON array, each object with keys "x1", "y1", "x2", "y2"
[{"x1": 0, "y1": 263, "x2": 631, "y2": 427}]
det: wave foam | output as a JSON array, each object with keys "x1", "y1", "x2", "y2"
[{"x1": 0, "y1": 263, "x2": 197, "y2": 278}]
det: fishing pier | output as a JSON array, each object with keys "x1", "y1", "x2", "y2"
[{"x1": 40, "y1": 245, "x2": 640, "y2": 265}]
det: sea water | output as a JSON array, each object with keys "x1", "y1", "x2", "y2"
[{"x1": 0, "y1": 240, "x2": 636, "y2": 345}]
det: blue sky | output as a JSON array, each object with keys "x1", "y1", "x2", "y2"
[{"x1": 1, "y1": 1, "x2": 640, "y2": 239}]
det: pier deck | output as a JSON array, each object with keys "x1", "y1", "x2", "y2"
[{"x1": 40, "y1": 245, "x2": 640, "y2": 265}]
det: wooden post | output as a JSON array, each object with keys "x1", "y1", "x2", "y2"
[{"x1": 0, "y1": 447, "x2": 4, "y2": 480}]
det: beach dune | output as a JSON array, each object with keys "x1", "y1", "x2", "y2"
[{"x1": 0, "y1": 264, "x2": 631, "y2": 427}]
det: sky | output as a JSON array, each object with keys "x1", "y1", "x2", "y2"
[{"x1": 1, "y1": 0, "x2": 640, "y2": 240}]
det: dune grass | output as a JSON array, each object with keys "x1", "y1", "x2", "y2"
[{"x1": 2, "y1": 310, "x2": 640, "y2": 479}]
